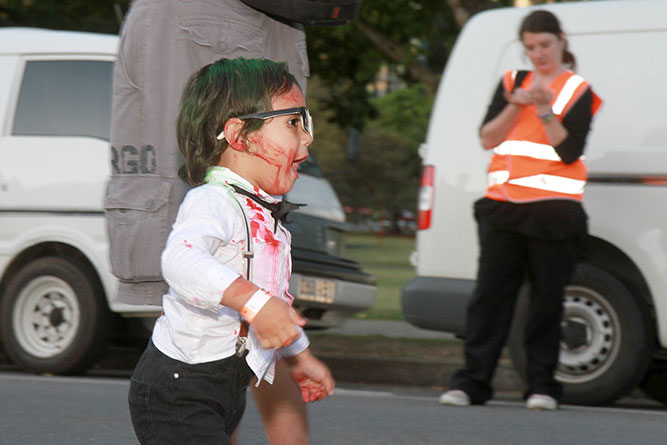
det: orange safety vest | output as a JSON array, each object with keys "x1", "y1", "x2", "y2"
[{"x1": 485, "y1": 70, "x2": 602, "y2": 203}]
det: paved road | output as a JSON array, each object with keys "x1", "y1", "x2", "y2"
[{"x1": 1, "y1": 373, "x2": 664, "y2": 445}]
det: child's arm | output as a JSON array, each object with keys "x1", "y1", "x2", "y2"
[
  {"x1": 222, "y1": 277, "x2": 305, "y2": 349},
  {"x1": 283, "y1": 348, "x2": 336, "y2": 403}
]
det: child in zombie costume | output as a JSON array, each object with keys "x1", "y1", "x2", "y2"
[{"x1": 127, "y1": 58, "x2": 334, "y2": 445}]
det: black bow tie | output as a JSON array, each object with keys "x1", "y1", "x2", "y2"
[{"x1": 230, "y1": 184, "x2": 305, "y2": 232}]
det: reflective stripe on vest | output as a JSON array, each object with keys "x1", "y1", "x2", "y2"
[
  {"x1": 552, "y1": 74, "x2": 585, "y2": 114},
  {"x1": 488, "y1": 171, "x2": 586, "y2": 196},
  {"x1": 494, "y1": 140, "x2": 565, "y2": 162}
]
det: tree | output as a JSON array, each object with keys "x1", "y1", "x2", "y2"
[
  {"x1": 306, "y1": 0, "x2": 460, "y2": 129},
  {"x1": 306, "y1": 1, "x2": 515, "y2": 119},
  {"x1": 307, "y1": 80, "x2": 432, "y2": 232},
  {"x1": 443, "y1": 0, "x2": 511, "y2": 28},
  {"x1": 0, "y1": 0, "x2": 128, "y2": 32}
]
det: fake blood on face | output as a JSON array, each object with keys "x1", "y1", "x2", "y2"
[{"x1": 245, "y1": 134, "x2": 296, "y2": 195}]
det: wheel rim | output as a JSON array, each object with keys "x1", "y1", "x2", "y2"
[
  {"x1": 557, "y1": 284, "x2": 620, "y2": 384},
  {"x1": 11, "y1": 276, "x2": 81, "y2": 359}
]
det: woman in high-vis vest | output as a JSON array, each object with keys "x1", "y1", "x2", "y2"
[{"x1": 440, "y1": 10, "x2": 602, "y2": 411}]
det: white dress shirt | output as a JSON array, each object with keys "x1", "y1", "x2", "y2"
[{"x1": 152, "y1": 167, "x2": 309, "y2": 384}]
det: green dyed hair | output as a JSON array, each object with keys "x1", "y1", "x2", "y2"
[{"x1": 176, "y1": 58, "x2": 298, "y2": 186}]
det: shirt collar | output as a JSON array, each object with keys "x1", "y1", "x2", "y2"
[{"x1": 204, "y1": 166, "x2": 278, "y2": 204}]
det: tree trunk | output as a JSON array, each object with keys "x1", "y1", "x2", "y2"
[
  {"x1": 443, "y1": 0, "x2": 472, "y2": 29},
  {"x1": 443, "y1": 0, "x2": 509, "y2": 29},
  {"x1": 354, "y1": 21, "x2": 440, "y2": 94}
]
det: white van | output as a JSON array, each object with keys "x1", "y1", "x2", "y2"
[
  {"x1": 0, "y1": 27, "x2": 374, "y2": 375},
  {"x1": 402, "y1": 0, "x2": 667, "y2": 405}
]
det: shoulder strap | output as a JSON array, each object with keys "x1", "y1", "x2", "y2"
[
  {"x1": 231, "y1": 193, "x2": 252, "y2": 353},
  {"x1": 212, "y1": 184, "x2": 254, "y2": 281},
  {"x1": 513, "y1": 70, "x2": 529, "y2": 92},
  {"x1": 206, "y1": 179, "x2": 255, "y2": 353},
  {"x1": 230, "y1": 195, "x2": 254, "y2": 281},
  {"x1": 203, "y1": 171, "x2": 255, "y2": 280}
]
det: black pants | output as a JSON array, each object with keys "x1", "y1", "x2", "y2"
[
  {"x1": 128, "y1": 340, "x2": 254, "y2": 444},
  {"x1": 450, "y1": 222, "x2": 577, "y2": 404}
]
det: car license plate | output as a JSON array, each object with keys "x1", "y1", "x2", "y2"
[{"x1": 298, "y1": 277, "x2": 336, "y2": 304}]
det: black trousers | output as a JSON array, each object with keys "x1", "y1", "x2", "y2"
[
  {"x1": 450, "y1": 221, "x2": 578, "y2": 404},
  {"x1": 128, "y1": 340, "x2": 254, "y2": 444}
]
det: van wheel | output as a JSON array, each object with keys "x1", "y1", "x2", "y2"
[
  {"x1": 638, "y1": 362, "x2": 667, "y2": 405},
  {"x1": 0, "y1": 257, "x2": 110, "y2": 374},
  {"x1": 508, "y1": 263, "x2": 654, "y2": 405}
]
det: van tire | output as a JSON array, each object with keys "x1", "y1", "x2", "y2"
[
  {"x1": 638, "y1": 362, "x2": 667, "y2": 405},
  {"x1": 508, "y1": 263, "x2": 654, "y2": 405},
  {"x1": 0, "y1": 257, "x2": 110, "y2": 375}
]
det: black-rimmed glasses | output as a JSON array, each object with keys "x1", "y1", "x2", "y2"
[{"x1": 217, "y1": 107, "x2": 313, "y2": 140}]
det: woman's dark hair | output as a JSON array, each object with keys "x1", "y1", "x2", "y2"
[
  {"x1": 176, "y1": 58, "x2": 298, "y2": 186},
  {"x1": 519, "y1": 10, "x2": 576, "y2": 70}
]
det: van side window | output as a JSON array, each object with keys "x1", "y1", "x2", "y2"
[{"x1": 12, "y1": 60, "x2": 113, "y2": 140}]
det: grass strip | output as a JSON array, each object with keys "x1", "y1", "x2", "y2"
[{"x1": 344, "y1": 233, "x2": 415, "y2": 320}]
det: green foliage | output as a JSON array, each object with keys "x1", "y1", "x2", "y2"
[
  {"x1": 308, "y1": 79, "x2": 432, "y2": 221},
  {"x1": 0, "y1": 0, "x2": 129, "y2": 33},
  {"x1": 341, "y1": 129, "x2": 417, "y2": 215},
  {"x1": 305, "y1": 77, "x2": 349, "y2": 175},
  {"x1": 347, "y1": 84, "x2": 432, "y2": 212},
  {"x1": 306, "y1": 0, "x2": 458, "y2": 129},
  {"x1": 367, "y1": 82, "x2": 432, "y2": 156}
]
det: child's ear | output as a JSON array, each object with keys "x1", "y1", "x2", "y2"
[{"x1": 223, "y1": 118, "x2": 246, "y2": 152}]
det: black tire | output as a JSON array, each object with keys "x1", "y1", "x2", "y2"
[
  {"x1": 1, "y1": 257, "x2": 110, "y2": 374},
  {"x1": 508, "y1": 263, "x2": 654, "y2": 405},
  {"x1": 639, "y1": 362, "x2": 667, "y2": 405}
]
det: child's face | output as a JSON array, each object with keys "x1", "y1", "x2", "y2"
[{"x1": 243, "y1": 85, "x2": 312, "y2": 196}]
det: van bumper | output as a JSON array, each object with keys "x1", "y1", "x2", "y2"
[
  {"x1": 290, "y1": 272, "x2": 376, "y2": 328},
  {"x1": 401, "y1": 276, "x2": 475, "y2": 335}
]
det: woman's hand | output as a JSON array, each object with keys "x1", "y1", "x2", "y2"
[
  {"x1": 529, "y1": 84, "x2": 554, "y2": 111},
  {"x1": 503, "y1": 88, "x2": 532, "y2": 106},
  {"x1": 505, "y1": 84, "x2": 553, "y2": 108}
]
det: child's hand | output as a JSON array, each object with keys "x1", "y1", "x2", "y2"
[
  {"x1": 251, "y1": 298, "x2": 305, "y2": 349},
  {"x1": 285, "y1": 349, "x2": 335, "y2": 403}
]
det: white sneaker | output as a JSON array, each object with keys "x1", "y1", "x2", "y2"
[
  {"x1": 526, "y1": 394, "x2": 558, "y2": 411},
  {"x1": 439, "y1": 389, "x2": 471, "y2": 406}
]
